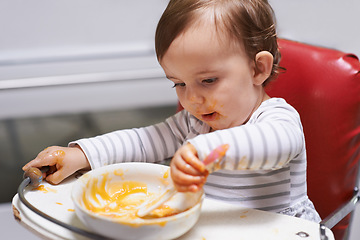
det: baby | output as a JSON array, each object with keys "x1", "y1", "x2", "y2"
[{"x1": 23, "y1": 0, "x2": 321, "y2": 222}]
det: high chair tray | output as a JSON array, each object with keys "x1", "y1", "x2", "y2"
[{"x1": 12, "y1": 173, "x2": 334, "y2": 240}]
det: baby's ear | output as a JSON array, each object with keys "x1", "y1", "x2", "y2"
[{"x1": 252, "y1": 51, "x2": 273, "y2": 86}]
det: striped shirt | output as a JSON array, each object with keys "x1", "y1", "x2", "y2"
[{"x1": 71, "y1": 98, "x2": 314, "y2": 215}]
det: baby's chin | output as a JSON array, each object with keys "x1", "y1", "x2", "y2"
[{"x1": 208, "y1": 118, "x2": 246, "y2": 131}]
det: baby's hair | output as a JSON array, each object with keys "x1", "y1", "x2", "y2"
[{"x1": 155, "y1": 0, "x2": 282, "y2": 85}]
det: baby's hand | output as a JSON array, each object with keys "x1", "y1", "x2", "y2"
[
  {"x1": 22, "y1": 145, "x2": 90, "y2": 185},
  {"x1": 170, "y1": 143, "x2": 208, "y2": 192}
]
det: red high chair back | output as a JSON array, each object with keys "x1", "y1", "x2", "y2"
[{"x1": 265, "y1": 39, "x2": 360, "y2": 239}]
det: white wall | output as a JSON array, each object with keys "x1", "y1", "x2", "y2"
[
  {"x1": 0, "y1": 0, "x2": 359, "y2": 119},
  {"x1": 0, "y1": 0, "x2": 358, "y2": 64},
  {"x1": 0, "y1": 0, "x2": 173, "y2": 119},
  {"x1": 0, "y1": 0, "x2": 167, "y2": 64},
  {"x1": 270, "y1": 0, "x2": 360, "y2": 57}
]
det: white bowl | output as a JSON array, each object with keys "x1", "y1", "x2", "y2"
[{"x1": 72, "y1": 163, "x2": 203, "y2": 240}]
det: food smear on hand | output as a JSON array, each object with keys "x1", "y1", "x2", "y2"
[
  {"x1": 43, "y1": 150, "x2": 66, "y2": 185},
  {"x1": 50, "y1": 150, "x2": 65, "y2": 161},
  {"x1": 80, "y1": 172, "x2": 185, "y2": 223}
]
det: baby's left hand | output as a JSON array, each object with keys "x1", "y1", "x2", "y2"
[{"x1": 170, "y1": 143, "x2": 208, "y2": 192}]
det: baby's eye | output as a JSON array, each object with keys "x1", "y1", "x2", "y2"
[
  {"x1": 172, "y1": 82, "x2": 186, "y2": 88},
  {"x1": 202, "y1": 78, "x2": 217, "y2": 84}
]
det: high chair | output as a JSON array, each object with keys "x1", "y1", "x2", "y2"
[
  {"x1": 176, "y1": 39, "x2": 360, "y2": 239},
  {"x1": 265, "y1": 39, "x2": 360, "y2": 240}
]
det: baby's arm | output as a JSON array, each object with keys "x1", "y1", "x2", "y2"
[
  {"x1": 22, "y1": 111, "x2": 190, "y2": 186},
  {"x1": 70, "y1": 113, "x2": 189, "y2": 169},
  {"x1": 189, "y1": 104, "x2": 304, "y2": 171},
  {"x1": 22, "y1": 145, "x2": 90, "y2": 184}
]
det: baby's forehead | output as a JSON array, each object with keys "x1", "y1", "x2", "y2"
[
  {"x1": 178, "y1": 17, "x2": 245, "y2": 53},
  {"x1": 163, "y1": 23, "x2": 249, "y2": 69}
]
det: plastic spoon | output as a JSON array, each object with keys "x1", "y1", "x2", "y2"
[{"x1": 136, "y1": 144, "x2": 229, "y2": 218}]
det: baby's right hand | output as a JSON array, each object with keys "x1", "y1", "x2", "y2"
[
  {"x1": 22, "y1": 145, "x2": 90, "y2": 185},
  {"x1": 170, "y1": 143, "x2": 208, "y2": 193}
]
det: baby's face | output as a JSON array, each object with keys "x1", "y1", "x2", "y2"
[{"x1": 160, "y1": 23, "x2": 267, "y2": 130}]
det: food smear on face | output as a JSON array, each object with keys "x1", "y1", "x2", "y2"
[{"x1": 81, "y1": 172, "x2": 184, "y2": 223}]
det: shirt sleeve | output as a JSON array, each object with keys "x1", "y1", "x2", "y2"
[
  {"x1": 69, "y1": 111, "x2": 191, "y2": 169},
  {"x1": 187, "y1": 100, "x2": 305, "y2": 171}
]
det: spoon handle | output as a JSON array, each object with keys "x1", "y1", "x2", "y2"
[
  {"x1": 203, "y1": 144, "x2": 229, "y2": 173},
  {"x1": 137, "y1": 187, "x2": 177, "y2": 217}
]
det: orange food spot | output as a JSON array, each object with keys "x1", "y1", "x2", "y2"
[
  {"x1": 163, "y1": 169, "x2": 170, "y2": 179},
  {"x1": 35, "y1": 185, "x2": 57, "y2": 193},
  {"x1": 114, "y1": 169, "x2": 124, "y2": 177},
  {"x1": 159, "y1": 169, "x2": 170, "y2": 186},
  {"x1": 114, "y1": 169, "x2": 125, "y2": 180}
]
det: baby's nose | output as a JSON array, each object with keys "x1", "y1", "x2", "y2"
[{"x1": 186, "y1": 88, "x2": 205, "y2": 104}]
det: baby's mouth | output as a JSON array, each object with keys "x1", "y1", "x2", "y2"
[{"x1": 201, "y1": 112, "x2": 218, "y2": 121}]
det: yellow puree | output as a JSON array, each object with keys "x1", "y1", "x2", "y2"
[{"x1": 81, "y1": 171, "x2": 179, "y2": 222}]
